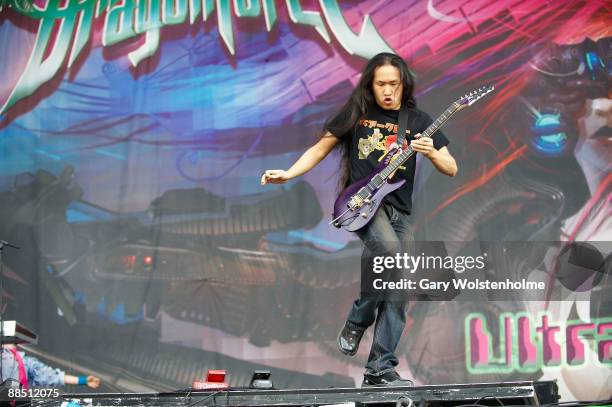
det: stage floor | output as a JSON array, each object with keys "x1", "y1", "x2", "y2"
[{"x1": 23, "y1": 380, "x2": 559, "y2": 406}]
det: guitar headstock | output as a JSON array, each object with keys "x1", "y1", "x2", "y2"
[{"x1": 456, "y1": 85, "x2": 495, "y2": 109}]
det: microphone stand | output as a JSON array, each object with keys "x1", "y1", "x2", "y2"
[{"x1": 0, "y1": 240, "x2": 20, "y2": 389}]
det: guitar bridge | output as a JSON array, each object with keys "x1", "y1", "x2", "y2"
[
  {"x1": 348, "y1": 196, "x2": 363, "y2": 209},
  {"x1": 347, "y1": 189, "x2": 370, "y2": 210}
]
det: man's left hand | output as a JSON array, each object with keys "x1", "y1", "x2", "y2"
[{"x1": 410, "y1": 134, "x2": 435, "y2": 158}]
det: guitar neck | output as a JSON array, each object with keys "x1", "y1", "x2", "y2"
[{"x1": 379, "y1": 102, "x2": 460, "y2": 179}]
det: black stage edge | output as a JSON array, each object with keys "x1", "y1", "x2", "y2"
[{"x1": 26, "y1": 381, "x2": 559, "y2": 406}]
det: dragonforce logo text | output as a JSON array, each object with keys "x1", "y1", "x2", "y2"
[{"x1": 1, "y1": 0, "x2": 393, "y2": 114}]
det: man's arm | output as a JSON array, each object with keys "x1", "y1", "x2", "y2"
[
  {"x1": 411, "y1": 136, "x2": 458, "y2": 177},
  {"x1": 426, "y1": 146, "x2": 458, "y2": 177},
  {"x1": 261, "y1": 133, "x2": 341, "y2": 185},
  {"x1": 23, "y1": 354, "x2": 101, "y2": 389},
  {"x1": 65, "y1": 374, "x2": 101, "y2": 389}
]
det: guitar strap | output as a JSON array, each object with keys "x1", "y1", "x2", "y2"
[{"x1": 395, "y1": 104, "x2": 409, "y2": 150}]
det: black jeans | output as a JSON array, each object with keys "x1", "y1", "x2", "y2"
[{"x1": 346, "y1": 203, "x2": 414, "y2": 375}]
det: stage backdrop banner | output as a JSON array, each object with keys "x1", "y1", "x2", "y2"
[{"x1": 0, "y1": 0, "x2": 610, "y2": 399}]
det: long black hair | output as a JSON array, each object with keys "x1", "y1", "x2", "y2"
[{"x1": 324, "y1": 52, "x2": 416, "y2": 189}]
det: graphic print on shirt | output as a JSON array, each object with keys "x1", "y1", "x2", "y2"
[
  {"x1": 358, "y1": 128, "x2": 384, "y2": 159},
  {"x1": 357, "y1": 119, "x2": 410, "y2": 166}
]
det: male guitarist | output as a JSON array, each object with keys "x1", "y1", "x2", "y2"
[{"x1": 261, "y1": 53, "x2": 457, "y2": 386}]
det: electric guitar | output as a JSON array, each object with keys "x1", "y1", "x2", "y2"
[{"x1": 330, "y1": 86, "x2": 495, "y2": 232}]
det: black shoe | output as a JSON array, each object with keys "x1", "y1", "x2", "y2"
[
  {"x1": 362, "y1": 371, "x2": 414, "y2": 387},
  {"x1": 337, "y1": 322, "x2": 365, "y2": 356}
]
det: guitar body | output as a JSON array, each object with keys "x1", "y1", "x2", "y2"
[{"x1": 332, "y1": 160, "x2": 406, "y2": 232}]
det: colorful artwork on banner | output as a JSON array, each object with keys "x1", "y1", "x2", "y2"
[{"x1": 0, "y1": 0, "x2": 610, "y2": 399}]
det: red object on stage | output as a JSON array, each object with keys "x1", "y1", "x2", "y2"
[
  {"x1": 143, "y1": 255, "x2": 153, "y2": 266},
  {"x1": 192, "y1": 369, "x2": 229, "y2": 390},
  {"x1": 207, "y1": 370, "x2": 226, "y2": 382}
]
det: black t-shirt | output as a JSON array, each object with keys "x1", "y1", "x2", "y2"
[{"x1": 337, "y1": 104, "x2": 450, "y2": 214}]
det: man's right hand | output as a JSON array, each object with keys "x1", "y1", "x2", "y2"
[
  {"x1": 261, "y1": 170, "x2": 290, "y2": 185},
  {"x1": 87, "y1": 376, "x2": 101, "y2": 389}
]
